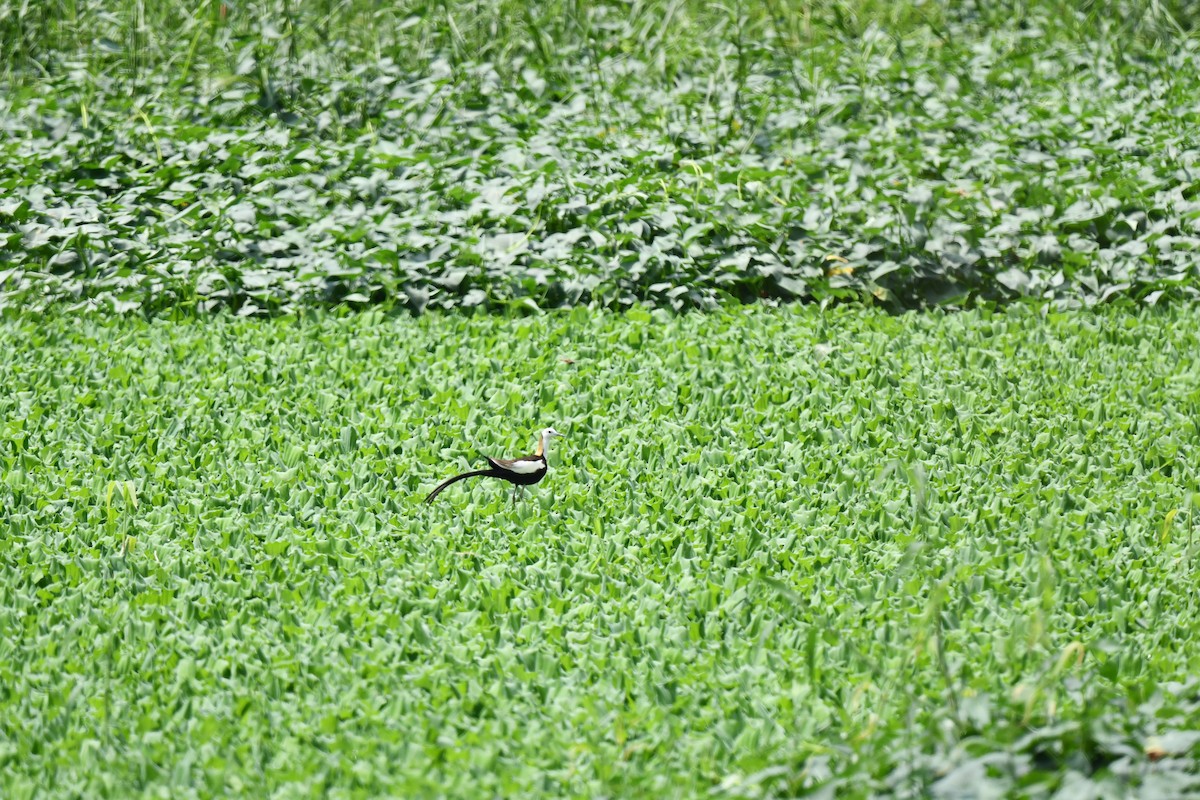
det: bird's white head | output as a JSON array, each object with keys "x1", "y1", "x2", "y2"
[{"x1": 537, "y1": 427, "x2": 564, "y2": 456}]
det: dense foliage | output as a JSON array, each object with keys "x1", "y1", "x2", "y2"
[
  {"x1": 1, "y1": 306, "x2": 1198, "y2": 796},
  {"x1": 2, "y1": 1, "x2": 1199, "y2": 796},
  {"x1": 2, "y1": 1, "x2": 1200, "y2": 313}
]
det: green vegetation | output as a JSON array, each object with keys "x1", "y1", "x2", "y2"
[
  {"x1": 2, "y1": 306, "x2": 1198, "y2": 797},
  {"x1": 2, "y1": 1, "x2": 1199, "y2": 796},
  {"x1": 3, "y1": 0, "x2": 1200, "y2": 313}
]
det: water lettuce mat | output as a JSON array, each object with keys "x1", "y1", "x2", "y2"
[{"x1": 1, "y1": 305, "x2": 1198, "y2": 797}]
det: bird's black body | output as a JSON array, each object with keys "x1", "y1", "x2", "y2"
[
  {"x1": 483, "y1": 456, "x2": 548, "y2": 486},
  {"x1": 423, "y1": 458, "x2": 547, "y2": 504},
  {"x1": 424, "y1": 429, "x2": 560, "y2": 504}
]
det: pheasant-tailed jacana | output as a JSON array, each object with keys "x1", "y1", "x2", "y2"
[{"x1": 424, "y1": 428, "x2": 564, "y2": 504}]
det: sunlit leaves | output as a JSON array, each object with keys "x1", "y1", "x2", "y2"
[{"x1": 0, "y1": 306, "x2": 1198, "y2": 795}]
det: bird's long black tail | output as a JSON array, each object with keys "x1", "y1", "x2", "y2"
[{"x1": 424, "y1": 469, "x2": 501, "y2": 504}]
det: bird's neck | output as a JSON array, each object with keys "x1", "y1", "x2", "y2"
[{"x1": 534, "y1": 433, "x2": 548, "y2": 457}]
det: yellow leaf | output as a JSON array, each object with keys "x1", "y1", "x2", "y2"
[{"x1": 1161, "y1": 508, "x2": 1179, "y2": 542}]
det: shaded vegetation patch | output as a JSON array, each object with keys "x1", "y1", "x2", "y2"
[{"x1": 2, "y1": 1, "x2": 1200, "y2": 313}]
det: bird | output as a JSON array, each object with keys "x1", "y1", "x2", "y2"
[{"x1": 424, "y1": 428, "x2": 565, "y2": 505}]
